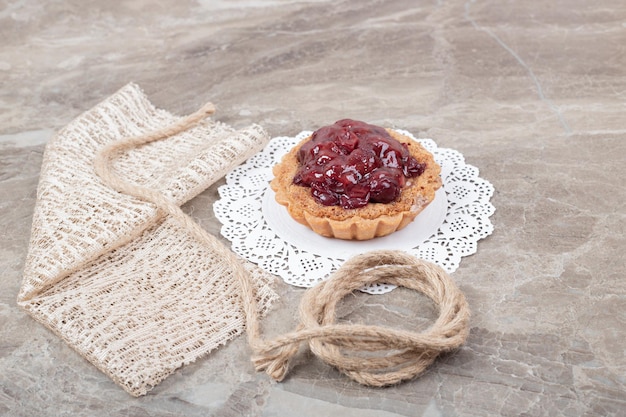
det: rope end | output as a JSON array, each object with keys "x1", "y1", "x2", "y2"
[
  {"x1": 253, "y1": 355, "x2": 290, "y2": 382},
  {"x1": 199, "y1": 102, "x2": 216, "y2": 116},
  {"x1": 252, "y1": 342, "x2": 300, "y2": 382}
]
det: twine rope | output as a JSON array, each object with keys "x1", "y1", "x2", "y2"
[{"x1": 94, "y1": 103, "x2": 471, "y2": 387}]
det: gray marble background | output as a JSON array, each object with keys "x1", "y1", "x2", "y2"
[{"x1": 1, "y1": 0, "x2": 624, "y2": 416}]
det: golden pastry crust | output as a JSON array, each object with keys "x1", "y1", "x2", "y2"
[{"x1": 270, "y1": 129, "x2": 442, "y2": 240}]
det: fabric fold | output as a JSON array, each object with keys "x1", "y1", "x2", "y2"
[{"x1": 17, "y1": 83, "x2": 278, "y2": 396}]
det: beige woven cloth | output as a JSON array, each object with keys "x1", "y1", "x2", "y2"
[{"x1": 16, "y1": 83, "x2": 278, "y2": 397}]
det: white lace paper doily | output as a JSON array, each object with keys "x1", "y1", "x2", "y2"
[{"x1": 214, "y1": 130, "x2": 495, "y2": 294}]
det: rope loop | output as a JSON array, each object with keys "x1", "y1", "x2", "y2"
[{"x1": 253, "y1": 250, "x2": 470, "y2": 387}]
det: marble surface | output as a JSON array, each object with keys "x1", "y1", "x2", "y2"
[{"x1": 1, "y1": 0, "x2": 625, "y2": 416}]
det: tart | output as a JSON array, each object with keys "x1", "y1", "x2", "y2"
[{"x1": 270, "y1": 119, "x2": 442, "y2": 240}]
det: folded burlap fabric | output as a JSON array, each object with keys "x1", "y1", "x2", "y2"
[{"x1": 16, "y1": 83, "x2": 278, "y2": 396}]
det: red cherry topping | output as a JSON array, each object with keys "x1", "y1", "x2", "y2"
[{"x1": 294, "y1": 119, "x2": 426, "y2": 209}]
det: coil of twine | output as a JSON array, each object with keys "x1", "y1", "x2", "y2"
[
  {"x1": 253, "y1": 250, "x2": 471, "y2": 386},
  {"x1": 95, "y1": 102, "x2": 471, "y2": 387}
]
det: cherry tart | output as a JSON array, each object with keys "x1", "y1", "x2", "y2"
[{"x1": 271, "y1": 120, "x2": 442, "y2": 240}]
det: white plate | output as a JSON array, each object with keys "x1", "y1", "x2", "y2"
[{"x1": 262, "y1": 187, "x2": 448, "y2": 260}]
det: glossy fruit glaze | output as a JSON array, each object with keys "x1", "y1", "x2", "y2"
[{"x1": 293, "y1": 119, "x2": 426, "y2": 209}]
